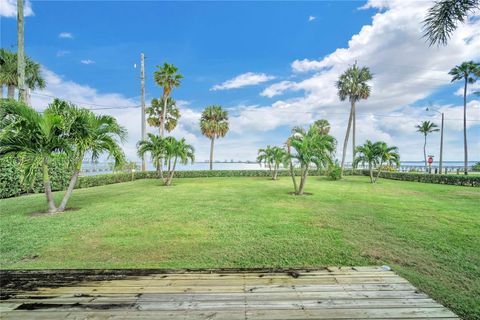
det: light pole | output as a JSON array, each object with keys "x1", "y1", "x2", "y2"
[{"x1": 426, "y1": 107, "x2": 444, "y2": 174}]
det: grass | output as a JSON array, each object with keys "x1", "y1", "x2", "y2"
[{"x1": 0, "y1": 176, "x2": 479, "y2": 319}]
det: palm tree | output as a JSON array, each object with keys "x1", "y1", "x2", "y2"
[
  {"x1": 313, "y1": 119, "x2": 331, "y2": 135},
  {"x1": 288, "y1": 125, "x2": 336, "y2": 195},
  {"x1": 146, "y1": 97, "x2": 180, "y2": 135},
  {"x1": 0, "y1": 48, "x2": 46, "y2": 100},
  {"x1": 423, "y1": 0, "x2": 479, "y2": 46},
  {"x1": 49, "y1": 99, "x2": 126, "y2": 212},
  {"x1": 416, "y1": 121, "x2": 439, "y2": 171},
  {"x1": 449, "y1": 61, "x2": 480, "y2": 175},
  {"x1": 353, "y1": 140, "x2": 400, "y2": 183},
  {"x1": 153, "y1": 63, "x2": 183, "y2": 137},
  {"x1": 336, "y1": 63, "x2": 373, "y2": 176},
  {"x1": 200, "y1": 105, "x2": 229, "y2": 170},
  {"x1": 374, "y1": 142, "x2": 400, "y2": 182},
  {"x1": 0, "y1": 99, "x2": 69, "y2": 213},
  {"x1": 137, "y1": 133, "x2": 166, "y2": 180},
  {"x1": 162, "y1": 137, "x2": 195, "y2": 186},
  {"x1": 257, "y1": 145, "x2": 287, "y2": 180},
  {"x1": 353, "y1": 140, "x2": 379, "y2": 183},
  {"x1": 0, "y1": 49, "x2": 17, "y2": 98}
]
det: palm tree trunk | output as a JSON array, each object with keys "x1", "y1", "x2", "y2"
[
  {"x1": 463, "y1": 76, "x2": 468, "y2": 175},
  {"x1": 352, "y1": 105, "x2": 356, "y2": 169},
  {"x1": 42, "y1": 159, "x2": 57, "y2": 213},
  {"x1": 7, "y1": 85, "x2": 15, "y2": 99},
  {"x1": 58, "y1": 170, "x2": 79, "y2": 212},
  {"x1": 273, "y1": 164, "x2": 278, "y2": 180},
  {"x1": 209, "y1": 138, "x2": 215, "y2": 170},
  {"x1": 369, "y1": 163, "x2": 374, "y2": 183},
  {"x1": 298, "y1": 165, "x2": 309, "y2": 195},
  {"x1": 166, "y1": 157, "x2": 177, "y2": 186},
  {"x1": 423, "y1": 134, "x2": 427, "y2": 172},
  {"x1": 287, "y1": 147, "x2": 298, "y2": 194},
  {"x1": 340, "y1": 101, "x2": 355, "y2": 176},
  {"x1": 374, "y1": 161, "x2": 383, "y2": 183},
  {"x1": 161, "y1": 96, "x2": 167, "y2": 137}
]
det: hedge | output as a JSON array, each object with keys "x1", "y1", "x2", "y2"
[
  {"x1": 362, "y1": 170, "x2": 480, "y2": 187},
  {"x1": 0, "y1": 155, "x2": 73, "y2": 199}
]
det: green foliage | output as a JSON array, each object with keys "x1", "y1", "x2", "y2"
[
  {"x1": 472, "y1": 161, "x2": 480, "y2": 172},
  {"x1": 0, "y1": 154, "x2": 73, "y2": 198},
  {"x1": 327, "y1": 163, "x2": 342, "y2": 180},
  {"x1": 360, "y1": 170, "x2": 480, "y2": 187},
  {"x1": 200, "y1": 105, "x2": 229, "y2": 139},
  {"x1": 146, "y1": 97, "x2": 180, "y2": 133},
  {"x1": 336, "y1": 63, "x2": 372, "y2": 103}
]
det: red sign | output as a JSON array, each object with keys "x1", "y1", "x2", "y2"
[{"x1": 428, "y1": 157, "x2": 433, "y2": 164}]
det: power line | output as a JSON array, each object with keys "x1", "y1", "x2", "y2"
[{"x1": 29, "y1": 92, "x2": 140, "y2": 109}]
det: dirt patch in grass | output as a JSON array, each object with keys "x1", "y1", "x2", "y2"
[{"x1": 30, "y1": 207, "x2": 80, "y2": 217}]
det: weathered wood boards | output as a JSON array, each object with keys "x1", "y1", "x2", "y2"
[{"x1": 0, "y1": 267, "x2": 458, "y2": 319}]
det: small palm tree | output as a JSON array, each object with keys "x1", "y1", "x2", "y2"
[
  {"x1": 162, "y1": 137, "x2": 195, "y2": 186},
  {"x1": 288, "y1": 125, "x2": 336, "y2": 195},
  {"x1": 336, "y1": 63, "x2": 373, "y2": 176},
  {"x1": 423, "y1": 0, "x2": 479, "y2": 46},
  {"x1": 0, "y1": 99, "x2": 69, "y2": 213},
  {"x1": 137, "y1": 133, "x2": 165, "y2": 180},
  {"x1": 354, "y1": 140, "x2": 399, "y2": 183},
  {"x1": 449, "y1": 61, "x2": 480, "y2": 175},
  {"x1": 353, "y1": 140, "x2": 379, "y2": 183},
  {"x1": 257, "y1": 145, "x2": 287, "y2": 180},
  {"x1": 200, "y1": 105, "x2": 229, "y2": 170},
  {"x1": 416, "y1": 121, "x2": 439, "y2": 171},
  {"x1": 49, "y1": 99, "x2": 126, "y2": 212},
  {"x1": 374, "y1": 142, "x2": 400, "y2": 182},
  {"x1": 153, "y1": 63, "x2": 183, "y2": 137},
  {"x1": 146, "y1": 97, "x2": 180, "y2": 135}
]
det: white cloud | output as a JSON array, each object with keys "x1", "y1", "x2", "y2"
[
  {"x1": 308, "y1": 16, "x2": 316, "y2": 22},
  {"x1": 0, "y1": 0, "x2": 33, "y2": 17},
  {"x1": 211, "y1": 72, "x2": 275, "y2": 91},
  {"x1": 261, "y1": 81, "x2": 297, "y2": 98},
  {"x1": 58, "y1": 32, "x2": 73, "y2": 39},
  {"x1": 80, "y1": 59, "x2": 95, "y2": 65},
  {"x1": 291, "y1": 59, "x2": 325, "y2": 73}
]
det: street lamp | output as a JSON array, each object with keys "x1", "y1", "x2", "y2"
[{"x1": 426, "y1": 107, "x2": 444, "y2": 174}]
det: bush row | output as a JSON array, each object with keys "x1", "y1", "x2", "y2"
[{"x1": 362, "y1": 170, "x2": 480, "y2": 187}]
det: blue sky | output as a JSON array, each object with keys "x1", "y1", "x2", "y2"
[{"x1": 1, "y1": 0, "x2": 479, "y2": 162}]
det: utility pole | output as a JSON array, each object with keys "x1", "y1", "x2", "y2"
[
  {"x1": 17, "y1": 0, "x2": 27, "y2": 103},
  {"x1": 140, "y1": 53, "x2": 146, "y2": 172}
]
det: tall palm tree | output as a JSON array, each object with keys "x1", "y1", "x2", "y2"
[
  {"x1": 200, "y1": 105, "x2": 229, "y2": 170},
  {"x1": 153, "y1": 63, "x2": 183, "y2": 137},
  {"x1": 257, "y1": 145, "x2": 287, "y2": 180},
  {"x1": 449, "y1": 61, "x2": 480, "y2": 175},
  {"x1": 313, "y1": 119, "x2": 331, "y2": 135},
  {"x1": 336, "y1": 63, "x2": 373, "y2": 176},
  {"x1": 423, "y1": 0, "x2": 479, "y2": 46},
  {"x1": 0, "y1": 49, "x2": 46, "y2": 100},
  {"x1": 288, "y1": 125, "x2": 336, "y2": 195},
  {"x1": 416, "y1": 121, "x2": 439, "y2": 171},
  {"x1": 49, "y1": 99, "x2": 126, "y2": 212},
  {"x1": 146, "y1": 97, "x2": 180, "y2": 135},
  {"x1": 0, "y1": 99, "x2": 70, "y2": 213},
  {"x1": 137, "y1": 133, "x2": 166, "y2": 180}
]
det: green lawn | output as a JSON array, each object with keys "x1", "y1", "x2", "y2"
[{"x1": 1, "y1": 176, "x2": 479, "y2": 319}]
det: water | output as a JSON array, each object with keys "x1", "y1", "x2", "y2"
[{"x1": 80, "y1": 161, "x2": 478, "y2": 176}]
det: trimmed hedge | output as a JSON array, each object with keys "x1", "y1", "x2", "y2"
[
  {"x1": 0, "y1": 155, "x2": 73, "y2": 199},
  {"x1": 363, "y1": 170, "x2": 480, "y2": 187}
]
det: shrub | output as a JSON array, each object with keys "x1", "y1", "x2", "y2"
[
  {"x1": 0, "y1": 154, "x2": 73, "y2": 199},
  {"x1": 361, "y1": 170, "x2": 480, "y2": 187},
  {"x1": 327, "y1": 164, "x2": 342, "y2": 180}
]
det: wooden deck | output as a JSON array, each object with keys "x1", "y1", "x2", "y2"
[{"x1": 0, "y1": 267, "x2": 458, "y2": 319}]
